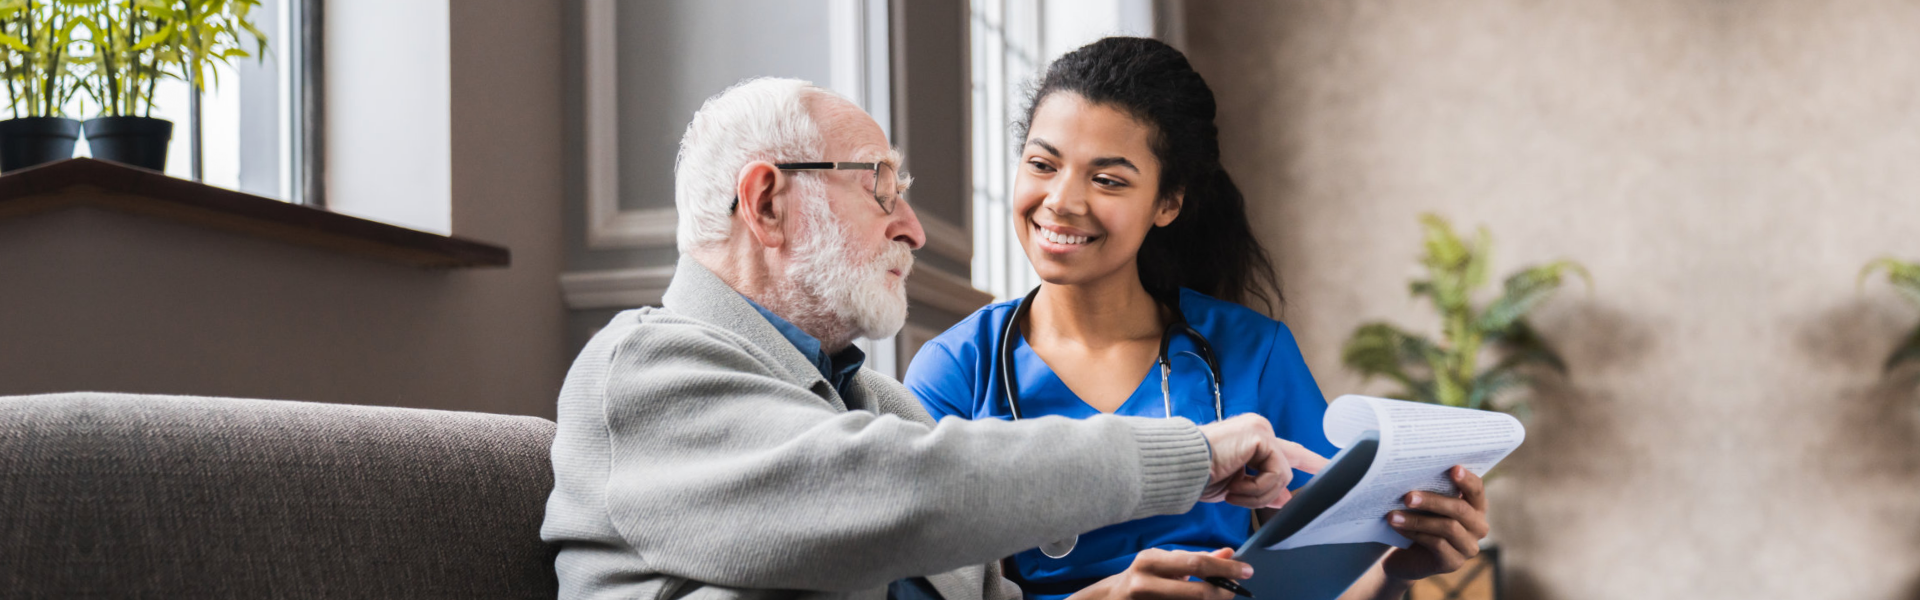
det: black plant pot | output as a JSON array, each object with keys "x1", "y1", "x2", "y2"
[
  {"x1": 83, "y1": 116, "x2": 173, "y2": 172},
  {"x1": 0, "y1": 117, "x2": 82, "y2": 172}
]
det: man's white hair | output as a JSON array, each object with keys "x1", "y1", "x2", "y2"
[{"x1": 675, "y1": 77, "x2": 836, "y2": 253}]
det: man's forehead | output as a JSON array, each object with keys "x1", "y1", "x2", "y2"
[
  {"x1": 831, "y1": 135, "x2": 897, "y2": 168},
  {"x1": 811, "y1": 94, "x2": 891, "y2": 160}
]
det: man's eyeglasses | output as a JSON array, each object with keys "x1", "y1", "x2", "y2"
[{"x1": 730, "y1": 162, "x2": 902, "y2": 215}]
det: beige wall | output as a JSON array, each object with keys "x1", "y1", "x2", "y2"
[
  {"x1": 0, "y1": 0, "x2": 568, "y2": 418},
  {"x1": 1186, "y1": 2, "x2": 1920, "y2": 599}
]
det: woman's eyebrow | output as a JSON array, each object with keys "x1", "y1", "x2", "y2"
[
  {"x1": 1091, "y1": 156, "x2": 1140, "y2": 173},
  {"x1": 1026, "y1": 138, "x2": 1139, "y2": 174}
]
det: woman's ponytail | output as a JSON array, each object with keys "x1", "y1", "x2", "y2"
[{"x1": 1139, "y1": 168, "x2": 1283, "y2": 313}]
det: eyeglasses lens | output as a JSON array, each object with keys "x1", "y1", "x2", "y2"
[{"x1": 874, "y1": 163, "x2": 898, "y2": 214}]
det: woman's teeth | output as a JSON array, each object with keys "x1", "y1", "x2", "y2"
[{"x1": 1039, "y1": 226, "x2": 1091, "y2": 246}]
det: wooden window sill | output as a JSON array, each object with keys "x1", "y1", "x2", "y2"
[{"x1": 0, "y1": 158, "x2": 509, "y2": 268}]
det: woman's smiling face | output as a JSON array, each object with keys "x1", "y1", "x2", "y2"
[{"x1": 1014, "y1": 92, "x2": 1181, "y2": 288}]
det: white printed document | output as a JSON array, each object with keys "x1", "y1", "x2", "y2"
[{"x1": 1267, "y1": 395, "x2": 1525, "y2": 550}]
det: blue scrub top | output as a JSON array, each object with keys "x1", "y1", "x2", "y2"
[{"x1": 903, "y1": 288, "x2": 1339, "y2": 600}]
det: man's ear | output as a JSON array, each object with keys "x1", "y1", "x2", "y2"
[
  {"x1": 1153, "y1": 189, "x2": 1185, "y2": 227},
  {"x1": 736, "y1": 161, "x2": 787, "y2": 248}
]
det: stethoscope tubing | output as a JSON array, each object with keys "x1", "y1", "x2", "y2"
[{"x1": 997, "y1": 286, "x2": 1225, "y2": 424}]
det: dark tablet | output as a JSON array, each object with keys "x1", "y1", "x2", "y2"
[{"x1": 1234, "y1": 431, "x2": 1392, "y2": 600}]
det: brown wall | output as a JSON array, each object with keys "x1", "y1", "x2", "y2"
[
  {"x1": 1186, "y1": 2, "x2": 1920, "y2": 598},
  {"x1": 0, "y1": 0, "x2": 568, "y2": 418}
]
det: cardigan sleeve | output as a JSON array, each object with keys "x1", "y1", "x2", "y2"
[{"x1": 593, "y1": 313, "x2": 1213, "y2": 592}]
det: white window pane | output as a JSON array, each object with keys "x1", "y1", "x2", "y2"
[
  {"x1": 203, "y1": 60, "x2": 243, "y2": 191},
  {"x1": 145, "y1": 78, "x2": 195, "y2": 181}
]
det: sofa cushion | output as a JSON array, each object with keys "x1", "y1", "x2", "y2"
[{"x1": 0, "y1": 392, "x2": 559, "y2": 598}]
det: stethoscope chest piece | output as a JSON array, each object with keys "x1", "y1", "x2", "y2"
[{"x1": 1040, "y1": 535, "x2": 1078, "y2": 559}]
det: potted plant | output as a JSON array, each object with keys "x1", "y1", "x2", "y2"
[
  {"x1": 1339, "y1": 215, "x2": 1588, "y2": 600},
  {"x1": 0, "y1": 0, "x2": 86, "y2": 171},
  {"x1": 79, "y1": 0, "x2": 265, "y2": 171},
  {"x1": 1860, "y1": 257, "x2": 1920, "y2": 374},
  {"x1": 1340, "y1": 214, "x2": 1590, "y2": 419}
]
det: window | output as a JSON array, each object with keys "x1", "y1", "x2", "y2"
[
  {"x1": 968, "y1": 0, "x2": 1156, "y2": 300},
  {"x1": 66, "y1": 0, "x2": 318, "y2": 205},
  {"x1": 14, "y1": 0, "x2": 459, "y2": 235}
]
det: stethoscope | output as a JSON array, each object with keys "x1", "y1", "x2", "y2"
[{"x1": 995, "y1": 285, "x2": 1226, "y2": 558}]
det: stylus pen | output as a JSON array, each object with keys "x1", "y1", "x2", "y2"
[{"x1": 1204, "y1": 576, "x2": 1255, "y2": 598}]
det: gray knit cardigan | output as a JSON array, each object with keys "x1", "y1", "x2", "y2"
[{"x1": 541, "y1": 256, "x2": 1214, "y2": 600}]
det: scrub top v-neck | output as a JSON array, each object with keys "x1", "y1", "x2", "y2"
[
  {"x1": 904, "y1": 288, "x2": 1340, "y2": 600},
  {"x1": 1007, "y1": 331, "x2": 1175, "y2": 420}
]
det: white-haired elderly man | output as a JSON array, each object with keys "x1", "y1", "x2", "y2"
[{"x1": 541, "y1": 78, "x2": 1322, "y2": 600}]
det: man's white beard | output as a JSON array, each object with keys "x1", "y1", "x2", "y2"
[{"x1": 782, "y1": 192, "x2": 912, "y2": 344}]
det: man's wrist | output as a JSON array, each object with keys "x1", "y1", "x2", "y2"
[{"x1": 1117, "y1": 417, "x2": 1211, "y2": 520}]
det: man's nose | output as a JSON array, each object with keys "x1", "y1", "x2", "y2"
[{"x1": 891, "y1": 200, "x2": 927, "y2": 250}]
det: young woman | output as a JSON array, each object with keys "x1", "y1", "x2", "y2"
[{"x1": 903, "y1": 38, "x2": 1489, "y2": 600}]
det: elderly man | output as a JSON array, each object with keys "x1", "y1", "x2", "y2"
[{"x1": 542, "y1": 78, "x2": 1323, "y2": 600}]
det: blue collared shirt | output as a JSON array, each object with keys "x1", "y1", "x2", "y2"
[{"x1": 742, "y1": 295, "x2": 866, "y2": 399}]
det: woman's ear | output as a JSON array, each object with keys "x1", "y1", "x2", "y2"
[
  {"x1": 736, "y1": 161, "x2": 787, "y2": 248},
  {"x1": 1154, "y1": 189, "x2": 1185, "y2": 227}
]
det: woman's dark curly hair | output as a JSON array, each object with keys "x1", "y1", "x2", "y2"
[{"x1": 1015, "y1": 36, "x2": 1283, "y2": 314}]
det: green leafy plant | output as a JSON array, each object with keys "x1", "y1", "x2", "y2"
[
  {"x1": 79, "y1": 0, "x2": 266, "y2": 116},
  {"x1": 0, "y1": 0, "x2": 88, "y2": 118},
  {"x1": 1860, "y1": 257, "x2": 1920, "y2": 373},
  {"x1": 143, "y1": 0, "x2": 264, "y2": 93},
  {"x1": 75, "y1": 0, "x2": 170, "y2": 117},
  {"x1": 1341, "y1": 214, "x2": 1589, "y2": 417}
]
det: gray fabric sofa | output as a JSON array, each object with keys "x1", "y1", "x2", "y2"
[{"x1": 0, "y1": 392, "x2": 560, "y2": 598}]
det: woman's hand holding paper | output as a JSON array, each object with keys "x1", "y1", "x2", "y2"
[{"x1": 1381, "y1": 465, "x2": 1492, "y2": 583}]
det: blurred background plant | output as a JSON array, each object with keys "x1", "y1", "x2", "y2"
[
  {"x1": 0, "y1": 0, "x2": 87, "y2": 118},
  {"x1": 1859, "y1": 257, "x2": 1920, "y2": 374},
  {"x1": 1341, "y1": 214, "x2": 1589, "y2": 419}
]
